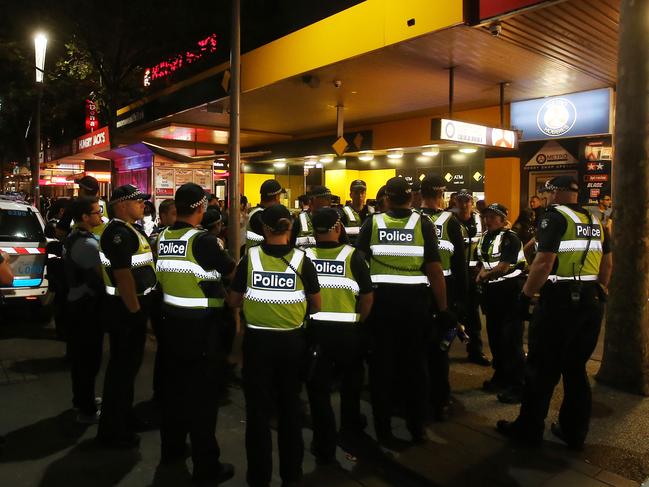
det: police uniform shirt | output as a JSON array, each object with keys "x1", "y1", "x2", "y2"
[
  {"x1": 249, "y1": 205, "x2": 265, "y2": 237},
  {"x1": 231, "y1": 243, "x2": 320, "y2": 296},
  {"x1": 356, "y1": 208, "x2": 442, "y2": 265},
  {"x1": 537, "y1": 204, "x2": 611, "y2": 258},
  {"x1": 420, "y1": 207, "x2": 467, "y2": 298},
  {"x1": 339, "y1": 205, "x2": 370, "y2": 227},
  {"x1": 289, "y1": 213, "x2": 350, "y2": 248},
  {"x1": 480, "y1": 230, "x2": 522, "y2": 266},
  {"x1": 315, "y1": 241, "x2": 374, "y2": 295},
  {"x1": 100, "y1": 220, "x2": 157, "y2": 291}
]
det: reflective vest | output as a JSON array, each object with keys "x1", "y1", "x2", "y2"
[
  {"x1": 155, "y1": 227, "x2": 224, "y2": 309},
  {"x1": 461, "y1": 212, "x2": 483, "y2": 268},
  {"x1": 100, "y1": 220, "x2": 156, "y2": 297},
  {"x1": 295, "y1": 211, "x2": 316, "y2": 248},
  {"x1": 342, "y1": 206, "x2": 361, "y2": 237},
  {"x1": 243, "y1": 246, "x2": 307, "y2": 330},
  {"x1": 549, "y1": 205, "x2": 603, "y2": 282},
  {"x1": 477, "y1": 229, "x2": 526, "y2": 283},
  {"x1": 427, "y1": 210, "x2": 455, "y2": 277},
  {"x1": 369, "y1": 212, "x2": 428, "y2": 285},
  {"x1": 305, "y1": 245, "x2": 360, "y2": 323},
  {"x1": 245, "y1": 206, "x2": 265, "y2": 251}
]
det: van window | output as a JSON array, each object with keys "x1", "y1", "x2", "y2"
[{"x1": 0, "y1": 208, "x2": 44, "y2": 242}]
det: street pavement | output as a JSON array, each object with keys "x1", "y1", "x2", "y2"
[{"x1": 0, "y1": 303, "x2": 647, "y2": 487}]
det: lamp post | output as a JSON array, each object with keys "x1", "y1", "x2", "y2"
[{"x1": 33, "y1": 32, "x2": 47, "y2": 211}]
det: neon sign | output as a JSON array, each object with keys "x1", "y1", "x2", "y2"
[{"x1": 144, "y1": 34, "x2": 218, "y2": 86}]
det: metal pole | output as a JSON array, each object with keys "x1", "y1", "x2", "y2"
[
  {"x1": 499, "y1": 82, "x2": 506, "y2": 128},
  {"x1": 336, "y1": 105, "x2": 344, "y2": 138},
  {"x1": 448, "y1": 66, "x2": 455, "y2": 119},
  {"x1": 32, "y1": 85, "x2": 42, "y2": 211},
  {"x1": 227, "y1": 0, "x2": 241, "y2": 260}
]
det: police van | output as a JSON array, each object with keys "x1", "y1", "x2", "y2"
[{"x1": 0, "y1": 196, "x2": 53, "y2": 316}]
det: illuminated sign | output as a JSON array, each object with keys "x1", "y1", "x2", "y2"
[
  {"x1": 431, "y1": 119, "x2": 518, "y2": 148},
  {"x1": 511, "y1": 88, "x2": 612, "y2": 141},
  {"x1": 85, "y1": 99, "x2": 99, "y2": 132},
  {"x1": 75, "y1": 127, "x2": 110, "y2": 154},
  {"x1": 144, "y1": 34, "x2": 218, "y2": 86}
]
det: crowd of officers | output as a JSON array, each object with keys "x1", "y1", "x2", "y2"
[{"x1": 49, "y1": 171, "x2": 611, "y2": 487}]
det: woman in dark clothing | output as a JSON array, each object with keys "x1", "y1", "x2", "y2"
[{"x1": 511, "y1": 208, "x2": 535, "y2": 245}]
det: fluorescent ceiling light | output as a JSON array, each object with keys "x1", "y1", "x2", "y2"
[
  {"x1": 387, "y1": 150, "x2": 403, "y2": 160},
  {"x1": 459, "y1": 147, "x2": 478, "y2": 154},
  {"x1": 273, "y1": 162, "x2": 286, "y2": 168},
  {"x1": 416, "y1": 156, "x2": 432, "y2": 163},
  {"x1": 358, "y1": 152, "x2": 374, "y2": 162},
  {"x1": 319, "y1": 155, "x2": 334, "y2": 164},
  {"x1": 421, "y1": 146, "x2": 439, "y2": 157}
]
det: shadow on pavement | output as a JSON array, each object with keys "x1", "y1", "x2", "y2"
[
  {"x1": 9, "y1": 356, "x2": 69, "y2": 375},
  {"x1": 0, "y1": 410, "x2": 90, "y2": 462},
  {"x1": 38, "y1": 439, "x2": 141, "y2": 487},
  {"x1": 149, "y1": 463, "x2": 193, "y2": 487}
]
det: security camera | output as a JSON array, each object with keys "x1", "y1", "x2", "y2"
[
  {"x1": 488, "y1": 22, "x2": 502, "y2": 37},
  {"x1": 333, "y1": 80, "x2": 342, "y2": 88}
]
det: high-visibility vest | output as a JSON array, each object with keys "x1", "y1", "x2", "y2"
[
  {"x1": 243, "y1": 246, "x2": 307, "y2": 330},
  {"x1": 477, "y1": 229, "x2": 526, "y2": 283},
  {"x1": 155, "y1": 227, "x2": 224, "y2": 309},
  {"x1": 245, "y1": 206, "x2": 265, "y2": 251},
  {"x1": 305, "y1": 245, "x2": 360, "y2": 323},
  {"x1": 342, "y1": 206, "x2": 361, "y2": 237},
  {"x1": 427, "y1": 210, "x2": 455, "y2": 277},
  {"x1": 295, "y1": 211, "x2": 316, "y2": 249},
  {"x1": 369, "y1": 212, "x2": 428, "y2": 285},
  {"x1": 549, "y1": 205, "x2": 603, "y2": 282},
  {"x1": 460, "y1": 212, "x2": 483, "y2": 268},
  {"x1": 100, "y1": 220, "x2": 156, "y2": 297}
]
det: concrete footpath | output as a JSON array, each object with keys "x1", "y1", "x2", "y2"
[{"x1": 0, "y1": 310, "x2": 647, "y2": 487}]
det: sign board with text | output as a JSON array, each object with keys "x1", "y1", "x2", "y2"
[
  {"x1": 431, "y1": 119, "x2": 518, "y2": 149},
  {"x1": 74, "y1": 127, "x2": 110, "y2": 154}
]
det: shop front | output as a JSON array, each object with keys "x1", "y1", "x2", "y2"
[{"x1": 511, "y1": 88, "x2": 614, "y2": 208}]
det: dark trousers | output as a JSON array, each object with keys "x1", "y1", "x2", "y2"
[
  {"x1": 160, "y1": 311, "x2": 225, "y2": 479},
  {"x1": 515, "y1": 283, "x2": 604, "y2": 442},
  {"x1": 243, "y1": 327, "x2": 306, "y2": 487},
  {"x1": 97, "y1": 298, "x2": 148, "y2": 441},
  {"x1": 306, "y1": 322, "x2": 367, "y2": 460},
  {"x1": 482, "y1": 278, "x2": 525, "y2": 389},
  {"x1": 369, "y1": 286, "x2": 429, "y2": 438},
  {"x1": 150, "y1": 292, "x2": 164, "y2": 402},
  {"x1": 69, "y1": 295, "x2": 104, "y2": 414},
  {"x1": 465, "y1": 275, "x2": 484, "y2": 355}
]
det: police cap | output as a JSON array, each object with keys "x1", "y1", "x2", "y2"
[
  {"x1": 545, "y1": 176, "x2": 579, "y2": 192},
  {"x1": 384, "y1": 177, "x2": 411, "y2": 198},
  {"x1": 109, "y1": 184, "x2": 151, "y2": 204},
  {"x1": 483, "y1": 203, "x2": 508, "y2": 219},
  {"x1": 260, "y1": 179, "x2": 285, "y2": 197},
  {"x1": 309, "y1": 186, "x2": 332, "y2": 199},
  {"x1": 261, "y1": 204, "x2": 291, "y2": 231},
  {"x1": 312, "y1": 208, "x2": 341, "y2": 234},
  {"x1": 175, "y1": 183, "x2": 207, "y2": 209},
  {"x1": 421, "y1": 175, "x2": 447, "y2": 193},
  {"x1": 201, "y1": 207, "x2": 222, "y2": 229},
  {"x1": 455, "y1": 189, "x2": 474, "y2": 201},
  {"x1": 350, "y1": 179, "x2": 367, "y2": 192}
]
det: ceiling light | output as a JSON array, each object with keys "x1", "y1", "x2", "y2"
[
  {"x1": 358, "y1": 152, "x2": 374, "y2": 162},
  {"x1": 273, "y1": 162, "x2": 286, "y2": 168},
  {"x1": 459, "y1": 147, "x2": 478, "y2": 154},
  {"x1": 387, "y1": 150, "x2": 403, "y2": 160},
  {"x1": 421, "y1": 146, "x2": 439, "y2": 157},
  {"x1": 274, "y1": 158, "x2": 286, "y2": 162},
  {"x1": 319, "y1": 155, "x2": 334, "y2": 164},
  {"x1": 338, "y1": 158, "x2": 347, "y2": 165}
]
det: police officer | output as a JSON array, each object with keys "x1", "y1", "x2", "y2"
[
  {"x1": 340, "y1": 180, "x2": 370, "y2": 244},
  {"x1": 304, "y1": 208, "x2": 374, "y2": 463},
  {"x1": 56, "y1": 175, "x2": 108, "y2": 238},
  {"x1": 155, "y1": 183, "x2": 235, "y2": 483},
  {"x1": 291, "y1": 186, "x2": 348, "y2": 249},
  {"x1": 497, "y1": 176, "x2": 612, "y2": 449},
  {"x1": 229, "y1": 204, "x2": 321, "y2": 487},
  {"x1": 476, "y1": 204, "x2": 527, "y2": 404},
  {"x1": 410, "y1": 179, "x2": 422, "y2": 211},
  {"x1": 419, "y1": 176, "x2": 467, "y2": 421},
  {"x1": 357, "y1": 177, "x2": 454, "y2": 443},
  {"x1": 97, "y1": 184, "x2": 157, "y2": 448},
  {"x1": 456, "y1": 189, "x2": 491, "y2": 366},
  {"x1": 63, "y1": 197, "x2": 105, "y2": 424},
  {"x1": 245, "y1": 179, "x2": 285, "y2": 251}
]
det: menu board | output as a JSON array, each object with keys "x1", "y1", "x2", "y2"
[
  {"x1": 154, "y1": 168, "x2": 175, "y2": 196},
  {"x1": 174, "y1": 169, "x2": 194, "y2": 188},
  {"x1": 193, "y1": 169, "x2": 212, "y2": 191}
]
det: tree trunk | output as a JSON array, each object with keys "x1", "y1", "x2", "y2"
[{"x1": 596, "y1": 0, "x2": 649, "y2": 395}]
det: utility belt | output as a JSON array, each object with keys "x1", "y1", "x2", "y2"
[{"x1": 541, "y1": 279, "x2": 602, "y2": 306}]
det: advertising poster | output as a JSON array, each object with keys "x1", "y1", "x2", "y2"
[
  {"x1": 174, "y1": 168, "x2": 194, "y2": 188},
  {"x1": 154, "y1": 168, "x2": 175, "y2": 196},
  {"x1": 193, "y1": 168, "x2": 212, "y2": 191}
]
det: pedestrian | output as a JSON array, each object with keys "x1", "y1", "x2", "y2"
[
  {"x1": 497, "y1": 176, "x2": 612, "y2": 450},
  {"x1": 291, "y1": 186, "x2": 348, "y2": 249},
  {"x1": 419, "y1": 175, "x2": 467, "y2": 421},
  {"x1": 455, "y1": 189, "x2": 491, "y2": 366},
  {"x1": 155, "y1": 183, "x2": 236, "y2": 484},
  {"x1": 97, "y1": 184, "x2": 157, "y2": 448},
  {"x1": 374, "y1": 185, "x2": 388, "y2": 213},
  {"x1": 64, "y1": 197, "x2": 105, "y2": 424},
  {"x1": 340, "y1": 179, "x2": 370, "y2": 245},
  {"x1": 304, "y1": 208, "x2": 373, "y2": 463},
  {"x1": 475, "y1": 204, "x2": 527, "y2": 404},
  {"x1": 150, "y1": 199, "x2": 177, "y2": 251},
  {"x1": 245, "y1": 179, "x2": 285, "y2": 251},
  {"x1": 142, "y1": 200, "x2": 156, "y2": 236},
  {"x1": 201, "y1": 206, "x2": 225, "y2": 245},
  {"x1": 410, "y1": 179, "x2": 422, "y2": 210},
  {"x1": 512, "y1": 208, "x2": 535, "y2": 246},
  {"x1": 356, "y1": 176, "x2": 455, "y2": 444},
  {"x1": 228, "y1": 204, "x2": 321, "y2": 487},
  {"x1": 56, "y1": 175, "x2": 108, "y2": 239}
]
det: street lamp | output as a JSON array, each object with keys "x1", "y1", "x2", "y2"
[{"x1": 33, "y1": 32, "x2": 47, "y2": 211}]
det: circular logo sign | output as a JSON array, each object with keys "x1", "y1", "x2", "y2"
[
  {"x1": 536, "y1": 98, "x2": 577, "y2": 137},
  {"x1": 444, "y1": 121, "x2": 456, "y2": 139},
  {"x1": 536, "y1": 154, "x2": 547, "y2": 164}
]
